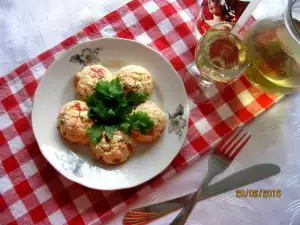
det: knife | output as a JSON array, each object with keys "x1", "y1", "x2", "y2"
[{"x1": 123, "y1": 164, "x2": 280, "y2": 225}]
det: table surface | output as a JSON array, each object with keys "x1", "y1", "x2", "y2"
[{"x1": 2, "y1": 0, "x2": 300, "y2": 224}]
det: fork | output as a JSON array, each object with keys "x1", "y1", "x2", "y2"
[
  {"x1": 123, "y1": 127, "x2": 251, "y2": 225},
  {"x1": 170, "y1": 128, "x2": 251, "y2": 225}
]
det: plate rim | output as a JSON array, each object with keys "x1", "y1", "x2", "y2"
[{"x1": 32, "y1": 37, "x2": 190, "y2": 190}]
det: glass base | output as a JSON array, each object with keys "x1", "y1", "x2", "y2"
[
  {"x1": 187, "y1": 63, "x2": 213, "y2": 88},
  {"x1": 198, "y1": 78, "x2": 213, "y2": 88}
]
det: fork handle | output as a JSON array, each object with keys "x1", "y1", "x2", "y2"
[{"x1": 170, "y1": 175, "x2": 212, "y2": 225}]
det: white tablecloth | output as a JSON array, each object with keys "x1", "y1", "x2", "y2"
[{"x1": 2, "y1": 0, "x2": 300, "y2": 224}]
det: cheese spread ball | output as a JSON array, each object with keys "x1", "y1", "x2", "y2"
[
  {"x1": 90, "y1": 130, "x2": 136, "y2": 165},
  {"x1": 131, "y1": 101, "x2": 166, "y2": 143},
  {"x1": 116, "y1": 65, "x2": 153, "y2": 94},
  {"x1": 57, "y1": 100, "x2": 93, "y2": 144},
  {"x1": 74, "y1": 64, "x2": 113, "y2": 99}
]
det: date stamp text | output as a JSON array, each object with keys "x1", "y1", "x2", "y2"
[{"x1": 236, "y1": 189, "x2": 281, "y2": 198}]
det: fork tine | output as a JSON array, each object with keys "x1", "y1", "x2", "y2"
[
  {"x1": 123, "y1": 215, "x2": 156, "y2": 225},
  {"x1": 216, "y1": 127, "x2": 243, "y2": 153},
  {"x1": 124, "y1": 214, "x2": 160, "y2": 221},
  {"x1": 224, "y1": 132, "x2": 247, "y2": 157},
  {"x1": 229, "y1": 134, "x2": 251, "y2": 160},
  {"x1": 125, "y1": 210, "x2": 169, "y2": 218},
  {"x1": 123, "y1": 210, "x2": 170, "y2": 224}
]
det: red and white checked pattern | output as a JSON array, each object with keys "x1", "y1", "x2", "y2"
[{"x1": 0, "y1": 0, "x2": 282, "y2": 224}]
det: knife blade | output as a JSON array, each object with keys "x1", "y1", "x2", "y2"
[{"x1": 124, "y1": 164, "x2": 280, "y2": 224}]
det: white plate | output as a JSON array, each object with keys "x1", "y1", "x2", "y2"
[{"x1": 32, "y1": 38, "x2": 189, "y2": 190}]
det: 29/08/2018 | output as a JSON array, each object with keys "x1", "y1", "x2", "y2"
[{"x1": 236, "y1": 189, "x2": 281, "y2": 198}]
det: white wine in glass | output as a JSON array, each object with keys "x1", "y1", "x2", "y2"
[{"x1": 194, "y1": 22, "x2": 250, "y2": 87}]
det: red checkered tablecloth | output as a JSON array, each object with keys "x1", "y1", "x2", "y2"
[{"x1": 0, "y1": 0, "x2": 282, "y2": 224}]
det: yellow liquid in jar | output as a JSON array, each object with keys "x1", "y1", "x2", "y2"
[
  {"x1": 244, "y1": 20, "x2": 300, "y2": 94},
  {"x1": 245, "y1": 62, "x2": 297, "y2": 94}
]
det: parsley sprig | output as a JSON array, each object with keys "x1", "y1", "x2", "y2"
[
  {"x1": 87, "y1": 124, "x2": 117, "y2": 144},
  {"x1": 120, "y1": 112, "x2": 154, "y2": 135},
  {"x1": 86, "y1": 77, "x2": 153, "y2": 144}
]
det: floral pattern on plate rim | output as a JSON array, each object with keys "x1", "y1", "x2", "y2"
[
  {"x1": 167, "y1": 104, "x2": 187, "y2": 137},
  {"x1": 70, "y1": 48, "x2": 101, "y2": 66},
  {"x1": 55, "y1": 151, "x2": 87, "y2": 177}
]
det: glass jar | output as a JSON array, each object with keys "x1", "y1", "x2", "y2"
[{"x1": 243, "y1": 0, "x2": 300, "y2": 94}]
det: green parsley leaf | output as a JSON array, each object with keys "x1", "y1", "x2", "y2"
[
  {"x1": 104, "y1": 125, "x2": 116, "y2": 140},
  {"x1": 87, "y1": 124, "x2": 118, "y2": 144},
  {"x1": 118, "y1": 96, "x2": 128, "y2": 107},
  {"x1": 86, "y1": 94, "x2": 96, "y2": 106},
  {"x1": 126, "y1": 92, "x2": 149, "y2": 106},
  {"x1": 120, "y1": 122, "x2": 131, "y2": 134},
  {"x1": 90, "y1": 101, "x2": 108, "y2": 119},
  {"x1": 107, "y1": 108, "x2": 117, "y2": 118},
  {"x1": 95, "y1": 80, "x2": 110, "y2": 97},
  {"x1": 87, "y1": 124, "x2": 104, "y2": 144},
  {"x1": 131, "y1": 112, "x2": 154, "y2": 135},
  {"x1": 121, "y1": 112, "x2": 154, "y2": 135},
  {"x1": 95, "y1": 78, "x2": 122, "y2": 100},
  {"x1": 109, "y1": 77, "x2": 122, "y2": 97}
]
